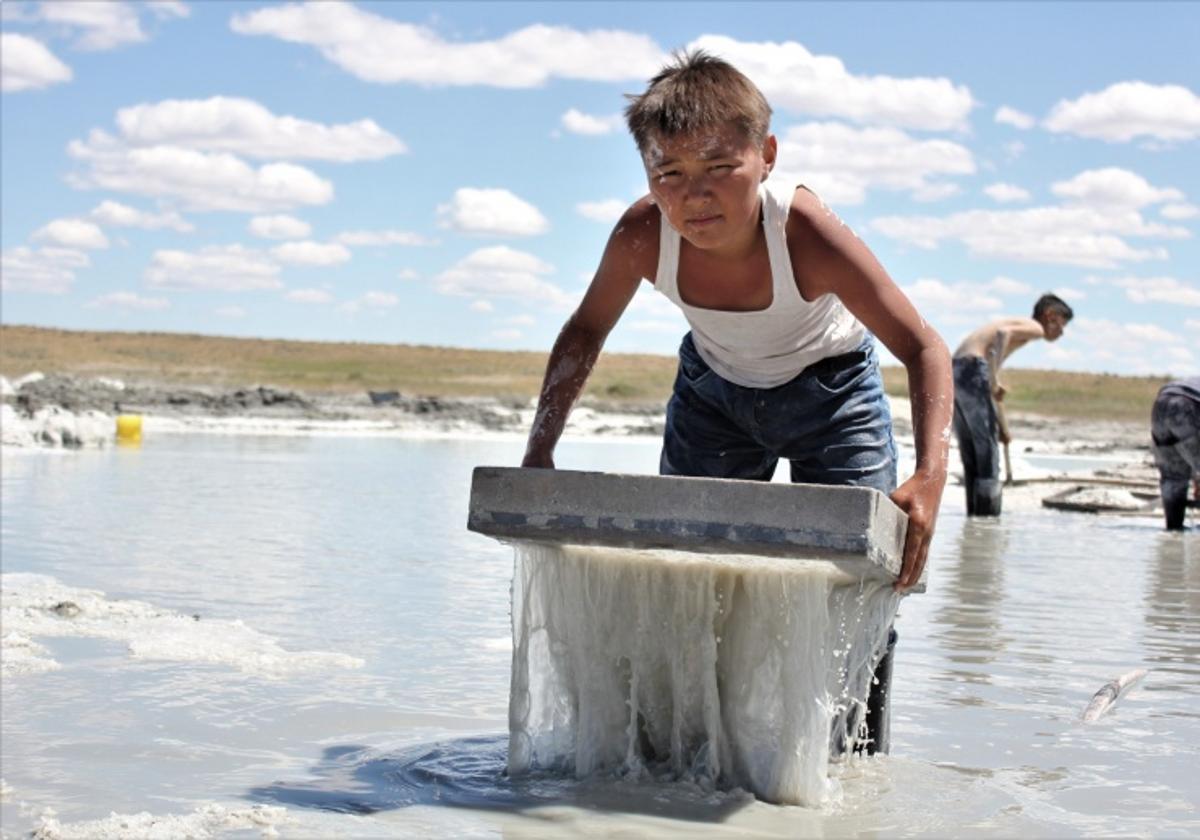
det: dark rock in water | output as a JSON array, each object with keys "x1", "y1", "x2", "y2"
[
  {"x1": 15, "y1": 393, "x2": 42, "y2": 417},
  {"x1": 51, "y1": 601, "x2": 81, "y2": 618},
  {"x1": 258, "y1": 386, "x2": 307, "y2": 407},
  {"x1": 411, "y1": 396, "x2": 441, "y2": 414},
  {"x1": 368, "y1": 390, "x2": 401, "y2": 406}
]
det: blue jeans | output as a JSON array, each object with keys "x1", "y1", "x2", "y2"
[
  {"x1": 659, "y1": 332, "x2": 897, "y2": 493},
  {"x1": 1151, "y1": 389, "x2": 1200, "y2": 530},
  {"x1": 952, "y1": 356, "x2": 1002, "y2": 516},
  {"x1": 659, "y1": 332, "x2": 900, "y2": 754}
]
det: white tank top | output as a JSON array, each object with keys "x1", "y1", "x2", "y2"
[{"x1": 653, "y1": 183, "x2": 866, "y2": 389}]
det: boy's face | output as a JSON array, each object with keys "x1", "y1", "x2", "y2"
[
  {"x1": 1041, "y1": 310, "x2": 1067, "y2": 341},
  {"x1": 643, "y1": 124, "x2": 776, "y2": 252}
]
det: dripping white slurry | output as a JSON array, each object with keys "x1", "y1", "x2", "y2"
[{"x1": 507, "y1": 543, "x2": 899, "y2": 805}]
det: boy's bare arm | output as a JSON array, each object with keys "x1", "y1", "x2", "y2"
[
  {"x1": 986, "y1": 318, "x2": 1046, "y2": 399},
  {"x1": 521, "y1": 201, "x2": 657, "y2": 468},
  {"x1": 789, "y1": 189, "x2": 952, "y2": 592}
]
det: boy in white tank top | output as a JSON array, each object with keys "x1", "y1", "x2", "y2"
[
  {"x1": 522, "y1": 52, "x2": 953, "y2": 756},
  {"x1": 523, "y1": 50, "x2": 952, "y2": 596}
]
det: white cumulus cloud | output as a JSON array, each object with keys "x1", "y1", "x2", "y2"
[
  {"x1": 32, "y1": 218, "x2": 110, "y2": 250},
  {"x1": 68, "y1": 138, "x2": 334, "y2": 212},
  {"x1": 576, "y1": 199, "x2": 627, "y2": 223},
  {"x1": 38, "y1": 1, "x2": 147, "y2": 51},
  {"x1": 113, "y1": 96, "x2": 406, "y2": 161},
  {"x1": 1161, "y1": 203, "x2": 1198, "y2": 220},
  {"x1": 1051, "y1": 167, "x2": 1184, "y2": 208},
  {"x1": 994, "y1": 106, "x2": 1034, "y2": 130},
  {"x1": 562, "y1": 109, "x2": 624, "y2": 136},
  {"x1": 145, "y1": 245, "x2": 283, "y2": 291},
  {"x1": 690, "y1": 34, "x2": 974, "y2": 131},
  {"x1": 1042, "y1": 317, "x2": 1188, "y2": 374},
  {"x1": 984, "y1": 183, "x2": 1031, "y2": 203},
  {"x1": 91, "y1": 200, "x2": 193, "y2": 232},
  {"x1": 0, "y1": 247, "x2": 89, "y2": 294},
  {"x1": 773, "y1": 121, "x2": 974, "y2": 206},
  {"x1": 437, "y1": 188, "x2": 549, "y2": 236},
  {"x1": 249, "y1": 215, "x2": 312, "y2": 240},
  {"x1": 231, "y1": 4, "x2": 664, "y2": 87},
  {"x1": 988, "y1": 276, "x2": 1034, "y2": 296},
  {"x1": 28, "y1": 1, "x2": 188, "y2": 52},
  {"x1": 1044, "y1": 81, "x2": 1200, "y2": 143},
  {"x1": 901, "y1": 277, "x2": 1004, "y2": 320},
  {"x1": 871, "y1": 203, "x2": 1179, "y2": 269},
  {"x1": 1, "y1": 33, "x2": 72, "y2": 92},
  {"x1": 873, "y1": 167, "x2": 1192, "y2": 268},
  {"x1": 270, "y1": 241, "x2": 351, "y2": 266},
  {"x1": 435, "y1": 246, "x2": 573, "y2": 307},
  {"x1": 1105, "y1": 276, "x2": 1200, "y2": 307}
]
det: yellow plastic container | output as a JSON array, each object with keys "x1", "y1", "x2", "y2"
[{"x1": 115, "y1": 414, "x2": 143, "y2": 444}]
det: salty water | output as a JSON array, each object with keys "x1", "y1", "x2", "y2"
[{"x1": 2, "y1": 433, "x2": 1198, "y2": 838}]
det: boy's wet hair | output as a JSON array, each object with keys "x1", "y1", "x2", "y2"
[
  {"x1": 1033, "y1": 293, "x2": 1074, "y2": 322},
  {"x1": 624, "y1": 49, "x2": 772, "y2": 159}
]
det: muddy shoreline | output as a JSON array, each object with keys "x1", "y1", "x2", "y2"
[{"x1": 0, "y1": 371, "x2": 1186, "y2": 528}]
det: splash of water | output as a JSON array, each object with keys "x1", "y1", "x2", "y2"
[{"x1": 507, "y1": 543, "x2": 899, "y2": 805}]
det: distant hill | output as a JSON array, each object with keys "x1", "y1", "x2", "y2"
[{"x1": 0, "y1": 324, "x2": 1171, "y2": 422}]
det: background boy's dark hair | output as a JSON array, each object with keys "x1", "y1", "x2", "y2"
[
  {"x1": 624, "y1": 49, "x2": 772, "y2": 158},
  {"x1": 1033, "y1": 293, "x2": 1074, "y2": 322}
]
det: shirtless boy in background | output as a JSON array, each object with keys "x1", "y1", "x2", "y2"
[{"x1": 952, "y1": 294, "x2": 1073, "y2": 515}]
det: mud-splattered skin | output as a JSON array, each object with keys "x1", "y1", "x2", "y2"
[{"x1": 644, "y1": 126, "x2": 774, "y2": 260}]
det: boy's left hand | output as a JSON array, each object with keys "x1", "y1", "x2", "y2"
[{"x1": 889, "y1": 469, "x2": 945, "y2": 592}]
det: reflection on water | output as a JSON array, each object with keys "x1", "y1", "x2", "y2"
[
  {"x1": 932, "y1": 518, "x2": 1010, "y2": 685},
  {"x1": 1145, "y1": 533, "x2": 1200, "y2": 697},
  {"x1": 3, "y1": 436, "x2": 1200, "y2": 837}
]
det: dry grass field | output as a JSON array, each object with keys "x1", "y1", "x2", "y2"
[{"x1": 1, "y1": 324, "x2": 1172, "y2": 422}]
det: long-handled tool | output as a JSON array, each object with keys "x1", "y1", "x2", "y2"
[{"x1": 996, "y1": 401, "x2": 1014, "y2": 485}]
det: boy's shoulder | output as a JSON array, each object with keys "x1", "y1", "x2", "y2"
[
  {"x1": 605, "y1": 196, "x2": 660, "y2": 279},
  {"x1": 781, "y1": 184, "x2": 862, "y2": 261},
  {"x1": 615, "y1": 195, "x2": 659, "y2": 239},
  {"x1": 781, "y1": 184, "x2": 840, "y2": 227}
]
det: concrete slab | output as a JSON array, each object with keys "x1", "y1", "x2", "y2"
[{"x1": 468, "y1": 467, "x2": 915, "y2": 585}]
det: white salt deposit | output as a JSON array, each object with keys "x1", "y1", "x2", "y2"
[
  {"x1": 1, "y1": 574, "x2": 364, "y2": 678},
  {"x1": 1062, "y1": 486, "x2": 1145, "y2": 511},
  {"x1": 0, "y1": 403, "x2": 112, "y2": 448},
  {"x1": 0, "y1": 631, "x2": 61, "y2": 675},
  {"x1": 507, "y1": 543, "x2": 900, "y2": 806},
  {"x1": 30, "y1": 803, "x2": 288, "y2": 840},
  {"x1": 14, "y1": 371, "x2": 45, "y2": 388}
]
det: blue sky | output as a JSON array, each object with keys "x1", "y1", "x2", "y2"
[{"x1": 2, "y1": 1, "x2": 1197, "y2": 376}]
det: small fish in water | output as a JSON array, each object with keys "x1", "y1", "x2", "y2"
[{"x1": 1082, "y1": 668, "x2": 1148, "y2": 722}]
